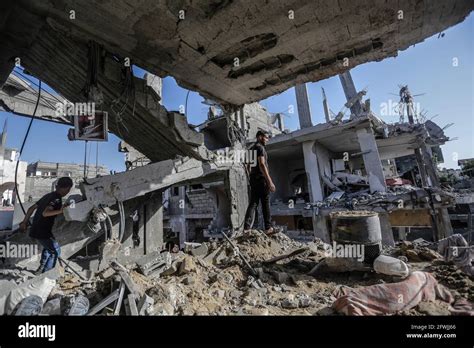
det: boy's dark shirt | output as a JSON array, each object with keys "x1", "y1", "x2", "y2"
[{"x1": 29, "y1": 192, "x2": 62, "y2": 239}]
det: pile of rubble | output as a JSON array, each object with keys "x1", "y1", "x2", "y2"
[
  {"x1": 306, "y1": 186, "x2": 454, "y2": 212},
  {"x1": 387, "y1": 238, "x2": 473, "y2": 302},
  {"x1": 1, "y1": 230, "x2": 472, "y2": 316},
  {"x1": 390, "y1": 239, "x2": 444, "y2": 263},
  {"x1": 89, "y1": 231, "x2": 337, "y2": 316}
]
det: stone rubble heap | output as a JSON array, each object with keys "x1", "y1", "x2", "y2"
[{"x1": 1, "y1": 230, "x2": 472, "y2": 316}]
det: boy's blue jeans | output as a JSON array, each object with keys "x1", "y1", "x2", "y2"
[{"x1": 36, "y1": 238, "x2": 61, "y2": 272}]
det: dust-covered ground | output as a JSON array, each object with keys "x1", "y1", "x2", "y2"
[{"x1": 60, "y1": 230, "x2": 472, "y2": 316}]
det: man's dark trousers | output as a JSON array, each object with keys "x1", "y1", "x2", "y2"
[
  {"x1": 244, "y1": 177, "x2": 271, "y2": 230},
  {"x1": 36, "y1": 238, "x2": 61, "y2": 273}
]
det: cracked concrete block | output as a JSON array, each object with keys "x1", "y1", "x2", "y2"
[
  {"x1": 190, "y1": 244, "x2": 209, "y2": 258},
  {"x1": 272, "y1": 271, "x2": 290, "y2": 284},
  {"x1": 63, "y1": 200, "x2": 94, "y2": 222},
  {"x1": 126, "y1": 294, "x2": 139, "y2": 316},
  {"x1": 100, "y1": 267, "x2": 116, "y2": 280},
  {"x1": 137, "y1": 294, "x2": 155, "y2": 316},
  {"x1": 99, "y1": 239, "x2": 121, "y2": 268},
  {"x1": 144, "y1": 72, "x2": 162, "y2": 103},
  {"x1": 161, "y1": 260, "x2": 180, "y2": 277},
  {"x1": 136, "y1": 251, "x2": 166, "y2": 272},
  {"x1": 178, "y1": 256, "x2": 197, "y2": 275},
  {"x1": 203, "y1": 246, "x2": 228, "y2": 265},
  {"x1": 168, "y1": 112, "x2": 204, "y2": 146},
  {"x1": 1, "y1": 269, "x2": 58, "y2": 315}
]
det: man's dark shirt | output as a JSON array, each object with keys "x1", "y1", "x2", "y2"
[
  {"x1": 29, "y1": 192, "x2": 62, "y2": 239},
  {"x1": 249, "y1": 142, "x2": 268, "y2": 181}
]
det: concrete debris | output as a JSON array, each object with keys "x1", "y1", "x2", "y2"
[
  {"x1": 281, "y1": 295, "x2": 298, "y2": 309},
  {"x1": 396, "y1": 240, "x2": 444, "y2": 262},
  {"x1": 423, "y1": 264, "x2": 474, "y2": 302},
  {"x1": 137, "y1": 294, "x2": 155, "y2": 316},
  {"x1": 87, "y1": 289, "x2": 120, "y2": 316},
  {"x1": 189, "y1": 244, "x2": 209, "y2": 258},
  {"x1": 178, "y1": 256, "x2": 197, "y2": 275},
  {"x1": 307, "y1": 186, "x2": 454, "y2": 212},
  {"x1": 0, "y1": 229, "x2": 472, "y2": 316},
  {"x1": 0, "y1": 269, "x2": 58, "y2": 315},
  {"x1": 126, "y1": 294, "x2": 139, "y2": 316},
  {"x1": 0, "y1": 0, "x2": 471, "y2": 324},
  {"x1": 309, "y1": 257, "x2": 370, "y2": 274},
  {"x1": 160, "y1": 259, "x2": 181, "y2": 277}
]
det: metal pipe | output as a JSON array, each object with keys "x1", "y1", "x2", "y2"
[{"x1": 221, "y1": 231, "x2": 257, "y2": 276}]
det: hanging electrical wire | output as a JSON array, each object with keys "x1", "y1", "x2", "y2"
[
  {"x1": 110, "y1": 58, "x2": 135, "y2": 138},
  {"x1": 14, "y1": 80, "x2": 42, "y2": 215}
]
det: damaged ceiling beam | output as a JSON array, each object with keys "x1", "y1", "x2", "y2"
[
  {"x1": 80, "y1": 156, "x2": 232, "y2": 207},
  {"x1": 3, "y1": 0, "x2": 472, "y2": 105},
  {"x1": 2, "y1": 15, "x2": 205, "y2": 162}
]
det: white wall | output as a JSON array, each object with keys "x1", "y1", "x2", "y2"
[{"x1": 1, "y1": 150, "x2": 27, "y2": 204}]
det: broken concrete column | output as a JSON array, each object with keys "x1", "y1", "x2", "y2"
[
  {"x1": 295, "y1": 84, "x2": 313, "y2": 129},
  {"x1": 339, "y1": 71, "x2": 363, "y2": 118},
  {"x1": 356, "y1": 127, "x2": 386, "y2": 193},
  {"x1": 302, "y1": 141, "x2": 323, "y2": 202},
  {"x1": 275, "y1": 113, "x2": 285, "y2": 132},
  {"x1": 421, "y1": 144, "x2": 440, "y2": 188},
  {"x1": 144, "y1": 73, "x2": 162, "y2": 105},
  {"x1": 434, "y1": 208, "x2": 453, "y2": 240},
  {"x1": 226, "y1": 166, "x2": 249, "y2": 230},
  {"x1": 321, "y1": 87, "x2": 331, "y2": 123},
  {"x1": 302, "y1": 141, "x2": 330, "y2": 242},
  {"x1": 144, "y1": 191, "x2": 164, "y2": 254},
  {"x1": 414, "y1": 148, "x2": 429, "y2": 187}
]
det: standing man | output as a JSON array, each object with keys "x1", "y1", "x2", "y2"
[
  {"x1": 19, "y1": 177, "x2": 74, "y2": 274},
  {"x1": 244, "y1": 130, "x2": 276, "y2": 235}
]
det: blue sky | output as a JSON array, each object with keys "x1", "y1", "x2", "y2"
[{"x1": 1, "y1": 13, "x2": 472, "y2": 173}]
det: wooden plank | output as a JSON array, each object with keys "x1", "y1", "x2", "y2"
[{"x1": 389, "y1": 209, "x2": 432, "y2": 227}]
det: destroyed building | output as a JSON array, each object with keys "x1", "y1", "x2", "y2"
[
  {"x1": 25, "y1": 160, "x2": 109, "y2": 201},
  {"x1": 0, "y1": 1, "x2": 473, "y2": 317}
]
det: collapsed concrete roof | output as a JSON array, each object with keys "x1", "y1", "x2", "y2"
[
  {"x1": 1, "y1": 0, "x2": 473, "y2": 106},
  {"x1": 0, "y1": 1, "x2": 472, "y2": 163}
]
